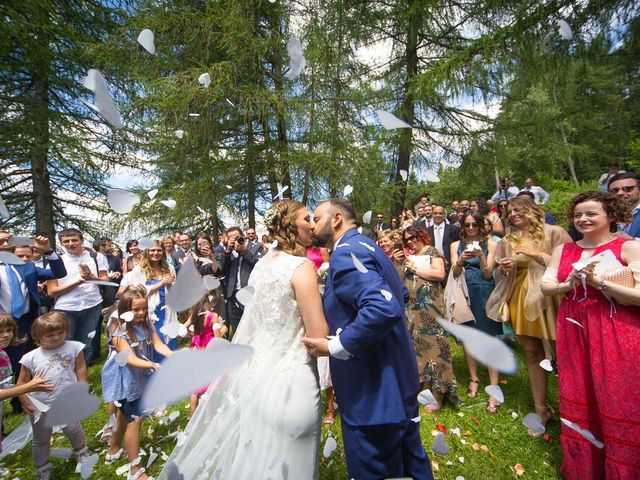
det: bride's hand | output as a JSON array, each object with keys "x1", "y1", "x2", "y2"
[{"x1": 301, "y1": 336, "x2": 329, "y2": 357}]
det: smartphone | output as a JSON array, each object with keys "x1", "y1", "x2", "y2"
[{"x1": 393, "y1": 242, "x2": 403, "y2": 251}]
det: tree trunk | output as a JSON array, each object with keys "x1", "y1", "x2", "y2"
[
  {"x1": 392, "y1": 0, "x2": 419, "y2": 216},
  {"x1": 30, "y1": 60, "x2": 55, "y2": 244}
]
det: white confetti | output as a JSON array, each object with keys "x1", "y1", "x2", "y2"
[
  {"x1": 166, "y1": 256, "x2": 208, "y2": 312},
  {"x1": 147, "y1": 189, "x2": 158, "y2": 200},
  {"x1": 107, "y1": 189, "x2": 140, "y2": 214},
  {"x1": 44, "y1": 383, "x2": 100, "y2": 428},
  {"x1": 141, "y1": 340, "x2": 253, "y2": 411},
  {"x1": 0, "y1": 252, "x2": 25, "y2": 265},
  {"x1": 120, "y1": 311, "x2": 135, "y2": 323},
  {"x1": 82, "y1": 69, "x2": 123, "y2": 129},
  {"x1": 350, "y1": 253, "x2": 368, "y2": 273},
  {"x1": 437, "y1": 320, "x2": 517, "y2": 374},
  {"x1": 399, "y1": 169, "x2": 408, "y2": 181},
  {"x1": 161, "y1": 199, "x2": 177, "y2": 209},
  {"x1": 137, "y1": 29, "x2": 156, "y2": 54},
  {"x1": 417, "y1": 389, "x2": 439, "y2": 408},
  {"x1": 539, "y1": 359, "x2": 553, "y2": 372},
  {"x1": 86, "y1": 331, "x2": 96, "y2": 339},
  {"x1": 343, "y1": 185, "x2": 353, "y2": 197},
  {"x1": 50, "y1": 448, "x2": 73, "y2": 459},
  {"x1": 235, "y1": 285, "x2": 255, "y2": 307},
  {"x1": 484, "y1": 385, "x2": 504, "y2": 404},
  {"x1": 285, "y1": 36, "x2": 306, "y2": 80},
  {"x1": 566, "y1": 317, "x2": 584, "y2": 328},
  {"x1": 556, "y1": 19, "x2": 573, "y2": 40},
  {"x1": 322, "y1": 436, "x2": 337, "y2": 458},
  {"x1": 0, "y1": 196, "x2": 9, "y2": 219},
  {"x1": 431, "y1": 432, "x2": 449, "y2": 456},
  {"x1": 273, "y1": 183, "x2": 289, "y2": 200},
  {"x1": 196, "y1": 205, "x2": 206, "y2": 215},
  {"x1": 198, "y1": 72, "x2": 211, "y2": 88},
  {"x1": 115, "y1": 350, "x2": 132, "y2": 367},
  {"x1": 380, "y1": 289, "x2": 393, "y2": 301},
  {"x1": 362, "y1": 210, "x2": 372, "y2": 224},
  {"x1": 203, "y1": 275, "x2": 221, "y2": 290},
  {"x1": 560, "y1": 418, "x2": 604, "y2": 448},
  {"x1": 523, "y1": 413, "x2": 545, "y2": 434},
  {"x1": 225, "y1": 98, "x2": 235, "y2": 107},
  {"x1": 410, "y1": 415, "x2": 421, "y2": 423},
  {"x1": 79, "y1": 453, "x2": 99, "y2": 479},
  {"x1": 376, "y1": 110, "x2": 412, "y2": 130},
  {"x1": 175, "y1": 129, "x2": 184, "y2": 139}
]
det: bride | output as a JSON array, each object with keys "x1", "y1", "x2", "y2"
[{"x1": 158, "y1": 199, "x2": 328, "y2": 479}]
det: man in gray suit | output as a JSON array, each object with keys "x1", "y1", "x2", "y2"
[{"x1": 220, "y1": 226, "x2": 264, "y2": 334}]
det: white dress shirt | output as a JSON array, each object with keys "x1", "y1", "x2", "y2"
[
  {"x1": 521, "y1": 186, "x2": 550, "y2": 204},
  {"x1": 0, "y1": 265, "x2": 29, "y2": 316},
  {"x1": 433, "y1": 223, "x2": 445, "y2": 255},
  {"x1": 54, "y1": 251, "x2": 108, "y2": 311}
]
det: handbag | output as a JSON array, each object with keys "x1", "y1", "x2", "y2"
[
  {"x1": 444, "y1": 268, "x2": 475, "y2": 324},
  {"x1": 499, "y1": 302, "x2": 510, "y2": 324},
  {"x1": 600, "y1": 266, "x2": 635, "y2": 288}
]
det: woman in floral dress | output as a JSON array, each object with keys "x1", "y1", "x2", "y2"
[{"x1": 400, "y1": 225, "x2": 459, "y2": 411}]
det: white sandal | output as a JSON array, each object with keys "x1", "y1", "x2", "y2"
[
  {"x1": 105, "y1": 448, "x2": 124, "y2": 464},
  {"x1": 127, "y1": 467, "x2": 154, "y2": 480}
]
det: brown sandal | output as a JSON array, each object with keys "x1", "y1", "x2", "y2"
[
  {"x1": 466, "y1": 379, "x2": 479, "y2": 398},
  {"x1": 486, "y1": 398, "x2": 500, "y2": 414},
  {"x1": 527, "y1": 405, "x2": 554, "y2": 437}
]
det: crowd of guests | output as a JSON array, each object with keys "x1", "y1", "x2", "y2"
[{"x1": 0, "y1": 171, "x2": 639, "y2": 479}]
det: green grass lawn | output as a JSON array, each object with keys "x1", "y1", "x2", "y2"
[{"x1": 1, "y1": 339, "x2": 562, "y2": 479}]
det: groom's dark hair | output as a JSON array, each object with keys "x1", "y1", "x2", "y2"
[{"x1": 321, "y1": 198, "x2": 357, "y2": 223}]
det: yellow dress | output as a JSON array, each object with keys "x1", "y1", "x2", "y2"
[{"x1": 508, "y1": 252, "x2": 558, "y2": 340}]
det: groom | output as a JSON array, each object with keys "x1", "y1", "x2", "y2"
[{"x1": 303, "y1": 198, "x2": 433, "y2": 480}]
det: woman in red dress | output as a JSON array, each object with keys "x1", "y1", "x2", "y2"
[{"x1": 541, "y1": 191, "x2": 640, "y2": 479}]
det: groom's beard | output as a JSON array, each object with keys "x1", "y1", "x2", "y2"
[{"x1": 312, "y1": 223, "x2": 333, "y2": 248}]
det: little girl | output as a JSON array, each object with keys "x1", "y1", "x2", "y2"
[
  {"x1": 102, "y1": 285, "x2": 173, "y2": 480},
  {"x1": 17, "y1": 312, "x2": 90, "y2": 480},
  {"x1": 0, "y1": 314, "x2": 52, "y2": 452},
  {"x1": 184, "y1": 292, "x2": 227, "y2": 415}
]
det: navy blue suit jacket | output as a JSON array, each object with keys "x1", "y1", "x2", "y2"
[
  {"x1": 323, "y1": 228, "x2": 419, "y2": 427},
  {"x1": 628, "y1": 210, "x2": 640, "y2": 238},
  {"x1": 2, "y1": 257, "x2": 67, "y2": 310}
]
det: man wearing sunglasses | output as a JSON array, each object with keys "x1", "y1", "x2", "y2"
[{"x1": 608, "y1": 172, "x2": 640, "y2": 239}]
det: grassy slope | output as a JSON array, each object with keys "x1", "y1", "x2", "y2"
[{"x1": 1, "y1": 340, "x2": 562, "y2": 479}]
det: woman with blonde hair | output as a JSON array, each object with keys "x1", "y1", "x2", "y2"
[
  {"x1": 486, "y1": 197, "x2": 570, "y2": 432},
  {"x1": 118, "y1": 240, "x2": 178, "y2": 359},
  {"x1": 160, "y1": 199, "x2": 329, "y2": 479}
]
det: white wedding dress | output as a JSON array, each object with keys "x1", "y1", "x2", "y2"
[{"x1": 158, "y1": 251, "x2": 321, "y2": 480}]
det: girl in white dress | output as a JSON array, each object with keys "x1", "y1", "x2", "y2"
[{"x1": 159, "y1": 199, "x2": 329, "y2": 480}]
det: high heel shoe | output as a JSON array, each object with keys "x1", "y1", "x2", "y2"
[
  {"x1": 105, "y1": 448, "x2": 124, "y2": 464},
  {"x1": 466, "y1": 379, "x2": 479, "y2": 398}
]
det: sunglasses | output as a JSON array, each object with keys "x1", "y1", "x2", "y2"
[
  {"x1": 610, "y1": 186, "x2": 637, "y2": 194},
  {"x1": 403, "y1": 235, "x2": 417, "y2": 243},
  {"x1": 464, "y1": 223, "x2": 479, "y2": 228}
]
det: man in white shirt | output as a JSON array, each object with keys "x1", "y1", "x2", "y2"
[
  {"x1": 46, "y1": 228, "x2": 108, "y2": 364},
  {"x1": 491, "y1": 178, "x2": 520, "y2": 203},
  {"x1": 426, "y1": 206, "x2": 460, "y2": 277},
  {"x1": 599, "y1": 163, "x2": 625, "y2": 192},
  {"x1": 521, "y1": 178, "x2": 550, "y2": 205}
]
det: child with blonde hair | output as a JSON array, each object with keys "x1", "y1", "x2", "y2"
[
  {"x1": 17, "y1": 312, "x2": 90, "y2": 480},
  {"x1": 102, "y1": 285, "x2": 173, "y2": 480}
]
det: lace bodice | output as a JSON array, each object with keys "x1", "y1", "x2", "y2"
[{"x1": 232, "y1": 250, "x2": 310, "y2": 363}]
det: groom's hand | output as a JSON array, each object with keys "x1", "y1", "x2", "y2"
[{"x1": 301, "y1": 336, "x2": 330, "y2": 357}]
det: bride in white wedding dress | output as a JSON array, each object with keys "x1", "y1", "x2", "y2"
[{"x1": 158, "y1": 200, "x2": 328, "y2": 480}]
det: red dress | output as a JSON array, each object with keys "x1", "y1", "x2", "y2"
[{"x1": 556, "y1": 238, "x2": 640, "y2": 479}]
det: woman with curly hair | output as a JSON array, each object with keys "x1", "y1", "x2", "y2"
[
  {"x1": 160, "y1": 199, "x2": 328, "y2": 479},
  {"x1": 399, "y1": 225, "x2": 459, "y2": 412},
  {"x1": 540, "y1": 191, "x2": 640, "y2": 479},
  {"x1": 471, "y1": 197, "x2": 504, "y2": 237},
  {"x1": 119, "y1": 240, "x2": 178, "y2": 359},
  {"x1": 486, "y1": 197, "x2": 570, "y2": 431}
]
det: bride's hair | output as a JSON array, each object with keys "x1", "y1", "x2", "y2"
[{"x1": 265, "y1": 199, "x2": 307, "y2": 257}]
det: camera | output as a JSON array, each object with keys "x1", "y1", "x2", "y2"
[{"x1": 235, "y1": 236, "x2": 245, "y2": 245}]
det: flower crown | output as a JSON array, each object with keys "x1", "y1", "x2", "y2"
[{"x1": 263, "y1": 205, "x2": 278, "y2": 228}]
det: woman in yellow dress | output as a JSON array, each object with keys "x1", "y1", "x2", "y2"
[{"x1": 486, "y1": 197, "x2": 570, "y2": 432}]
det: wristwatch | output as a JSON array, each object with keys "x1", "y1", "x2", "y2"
[{"x1": 596, "y1": 280, "x2": 607, "y2": 291}]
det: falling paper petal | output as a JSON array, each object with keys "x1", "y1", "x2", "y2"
[
  {"x1": 539, "y1": 359, "x2": 553, "y2": 372},
  {"x1": 203, "y1": 275, "x2": 221, "y2": 290},
  {"x1": 137, "y1": 29, "x2": 156, "y2": 54},
  {"x1": 350, "y1": 253, "x2": 368, "y2": 273},
  {"x1": 83, "y1": 69, "x2": 122, "y2": 129},
  {"x1": 44, "y1": 382, "x2": 99, "y2": 427},
  {"x1": 376, "y1": 110, "x2": 412, "y2": 130},
  {"x1": 26, "y1": 394, "x2": 50, "y2": 424},
  {"x1": 198, "y1": 72, "x2": 211, "y2": 88},
  {"x1": 147, "y1": 189, "x2": 158, "y2": 200},
  {"x1": 87, "y1": 331, "x2": 96, "y2": 339},
  {"x1": 51, "y1": 448, "x2": 73, "y2": 459},
  {"x1": 566, "y1": 317, "x2": 584, "y2": 328},
  {"x1": 362, "y1": 210, "x2": 372, "y2": 224},
  {"x1": 417, "y1": 389, "x2": 439, "y2": 408},
  {"x1": 523, "y1": 413, "x2": 545, "y2": 434},
  {"x1": 161, "y1": 199, "x2": 177, "y2": 210},
  {"x1": 79, "y1": 453, "x2": 99, "y2": 480},
  {"x1": 485, "y1": 385, "x2": 504, "y2": 404},
  {"x1": 560, "y1": 418, "x2": 604, "y2": 448},
  {"x1": 399, "y1": 169, "x2": 408, "y2": 181},
  {"x1": 138, "y1": 237, "x2": 156, "y2": 250},
  {"x1": 0, "y1": 417, "x2": 32, "y2": 459},
  {"x1": 358, "y1": 241, "x2": 375, "y2": 252},
  {"x1": 115, "y1": 350, "x2": 132, "y2": 367},
  {"x1": 226, "y1": 185, "x2": 233, "y2": 190},
  {"x1": 225, "y1": 99, "x2": 235, "y2": 107},
  {"x1": 343, "y1": 185, "x2": 353, "y2": 197},
  {"x1": 273, "y1": 183, "x2": 289, "y2": 200},
  {"x1": 141, "y1": 340, "x2": 253, "y2": 410},
  {"x1": 0, "y1": 196, "x2": 9, "y2": 219},
  {"x1": 188, "y1": 113, "x2": 200, "y2": 117},
  {"x1": 556, "y1": 19, "x2": 573, "y2": 40},
  {"x1": 431, "y1": 432, "x2": 449, "y2": 456},
  {"x1": 323, "y1": 436, "x2": 337, "y2": 458},
  {"x1": 380, "y1": 289, "x2": 393, "y2": 301},
  {"x1": 236, "y1": 285, "x2": 255, "y2": 307},
  {"x1": 285, "y1": 36, "x2": 306, "y2": 80},
  {"x1": 175, "y1": 130, "x2": 184, "y2": 139},
  {"x1": 147, "y1": 450, "x2": 158, "y2": 469},
  {"x1": 197, "y1": 206, "x2": 206, "y2": 215},
  {"x1": 411, "y1": 416, "x2": 421, "y2": 423},
  {"x1": 425, "y1": 171, "x2": 441, "y2": 183},
  {"x1": 107, "y1": 189, "x2": 140, "y2": 214},
  {"x1": 120, "y1": 311, "x2": 135, "y2": 323},
  {"x1": 0, "y1": 252, "x2": 25, "y2": 265},
  {"x1": 437, "y1": 320, "x2": 517, "y2": 374},
  {"x1": 7, "y1": 236, "x2": 34, "y2": 246}
]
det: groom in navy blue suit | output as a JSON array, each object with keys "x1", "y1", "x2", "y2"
[{"x1": 303, "y1": 199, "x2": 432, "y2": 480}]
